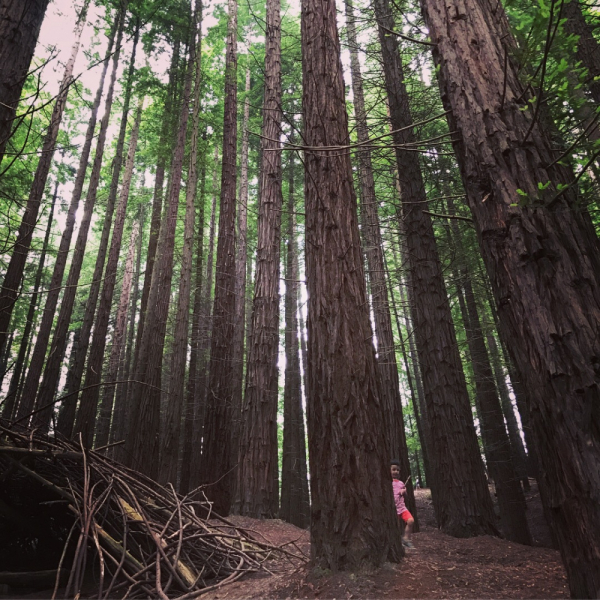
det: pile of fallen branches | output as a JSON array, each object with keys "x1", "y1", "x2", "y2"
[{"x1": 0, "y1": 423, "x2": 306, "y2": 599}]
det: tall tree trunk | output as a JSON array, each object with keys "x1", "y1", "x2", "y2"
[
  {"x1": 111, "y1": 206, "x2": 145, "y2": 462},
  {"x1": 236, "y1": 0, "x2": 283, "y2": 518},
  {"x1": 301, "y1": 0, "x2": 402, "y2": 568},
  {"x1": 179, "y1": 157, "x2": 207, "y2": 494},
  {"x1": 0, "y1": 0, "x2": 50, "y2": 165},
  {"x1": 15, "y1": 13, "x2": 120, "y2": 421},
  {"x1": 94, "y1": 219, "x2": 140, "y2": 450},
  {"x1": 127, "y1": 25, "x2": 196, "y2": 479},
  {"x1": 2, "y1": 181, "x2": 57, "y2": 421},
  {"x1": 160, "y1": 1, "x2": 203, "y2": 485},
  {"x1": 345, "y1": 0, "x2": 417, "y2": 524},
  {"x1": 373, "y1": 0, "x2": 496, "y2": 537},
  {"x1": 442, "y1": 196, "x2": 530, "y2": 542},
  {"x1": 230, "y1": 65, "x2": 251, "y2": 507},
  {"x1": 484, "y1": 322, "x2": 530, "y2": 491},
  {"x1": 0, "y1": 0, "x2": 90, "y2": 358},
  {"x1": 73, "y1": 99, "x2": 143, "y2": 445},
  {"x1": 279, "y1": 151, "x2": 310, "y2": 528},
  {"x1": 57, "y1": 21, "x2": 139, "y2": 438},
  {"x1": 18, "y1": 6, "x2": 122, "y2": 425},
  {"x1": 420, "y1": 0, "x2": 600, "y2": 592},
  {"x1": 383, "y1": 249, "x2": 431, "y2": 489},
  {"x1": 200, "y1": 0, "x2": 238, "y2": 515},
  {"x1": 187, "y1": 161, "x2": 218, "y2": 492},
  {"x1": 131, "y1": 41, "x2": 178, "y2": 380}
]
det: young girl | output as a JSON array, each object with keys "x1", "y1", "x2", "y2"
[{"x1": 391, "y1": 459, "x2": 415, "y2": 549}]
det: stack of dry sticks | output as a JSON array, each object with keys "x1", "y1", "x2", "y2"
[{"x1": 0, "y1": 422, "x2": 305, "y2": 599}]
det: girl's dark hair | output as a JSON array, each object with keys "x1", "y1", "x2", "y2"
[{"x1": 390, "y1": 459, "x2": 401, "y2": 466}]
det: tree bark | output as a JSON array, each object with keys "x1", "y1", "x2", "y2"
[
  {"x1": 230, "y1": 66, "x2": 251, "y2": 509},
  {"x1": 236, "y1": 0, "x2": 283, "y2": 518},
  {"x1": 160, "y1": 0, "x2": 203, "y2": 486},
  {"x1": 19, "y1": 7, "x2": 125, "y2": 428},
  {"x1": 179, "y1": 155, "x2": 207, "y2": 494},
  {"x1": 73, "y1": 99, "x2": 143, "y2": 446},
  {"x1": 345, "y1": 0, "x2": 417, "y2": 525},
  {"x1": 0, "y1": 0, "x2": 50, "y2": 164},
  {"x1": 187, "y1": 159, "x2": 219, "y2": 492},
  {"x1": 419, "y1": 0, "x2": 600, "y2": 592},
  {"x1": 127, "y1": 24, "x2": 196, "y2": 480},
  {"x1": 111, "y1": 206, "x2": 145, "y2": 461},
  {"x1": 279, "y1": 151, "x2": 310, "y2": 529},
  {"x1": 201, "y1": 0, "x2": 238, "y2": 515},
  {"x1": 58, "y1": 20, "x2": 140, "y2": 438},
  {"x1": 0, "y1": 0, "x2": 90, "y2": 359},
  {"x1": 2, "y1": 181, "x2": 57, "y2": 421},
  {"x1": 94, "y1": 219, "x2": 140, "y2": 450},
  {"x1": 373, "y1": 0, "x2": 496, "y2": 537},
  {"x1": 14, "y1": 12, "x2": 120, "y2": 426},
  {"x1": 301, "y1": 0, "x2": 403, "y2": 569}
]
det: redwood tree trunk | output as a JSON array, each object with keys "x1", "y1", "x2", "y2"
[
  {"x1": 127, "y1": 24, "x2": 196, "y2": 479},
  {"x1": 188, "y1": 159, "x2": 219, "y2": 492},
  {"x1": 0, "y1": 0, "x2": 50, "y2": 164},
  {"x1": 19, "y1": 8, "x2": 124, "y2": 427},
  {"x1": 279, "y1": 152, "x2": 310, "y2": 528},
  {"x1": 2, "y1": 181, "x2": 57, "y2": 421},
  {"x1": 373, "y1": 0, "x2": 496, "y2": 537},
  {"x1": 0, "y1": 0, "x2": 90, "y2": 359},
  {"x1": 16, "y1": 12, "x2": 120, "y2": 426},
  {"x1": 345, "y1": 0, "x2": 417, "y2": 525},
  {"x1": 73, "y1": 99, "x2": 143, "y2": 445},
  {"x1": 201, "y1": 0, "x2": 238, "y2": 515},
  {"x1": 420, "y1": 0, "x2": 600, "y2": 592},
  {"x1": 58, "y1": 20, "x2": 140, "y2": 437},
  {"x1": 301, "y1": 0, "x2": 402, "y2": 569},
  {"x1": 230, "y1": 66, "x2": 251, "y2": 508},
  {"x1": 236, "y1": 0, "x2": 283, "y2": 518},
  {"x1": 94, "y1": 219, "x2": 140, "y2": 450},
  {"x1": 160, "y1": 1, "x2": 203, "y2": 485}
]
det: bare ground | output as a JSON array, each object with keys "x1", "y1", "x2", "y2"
[{"x1": 204, "y1": 485, "x2": 568, "y2": 600}]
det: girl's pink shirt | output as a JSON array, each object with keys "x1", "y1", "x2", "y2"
[{"x1": 392, "y1": 479, "x2": 407, "y2": 514}]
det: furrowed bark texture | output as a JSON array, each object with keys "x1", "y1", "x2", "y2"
[
  {"x1": 0, "y1": 0, "x2": 89, "y2": 360},
  {"x1": 373, "y1": 0, "x2": 496, "y2": 537},
  {"x1": 301, "y1": 0, "x2": 403, "y2": 569},
  {"x1": 74, "y1": 99, "x2": 143, "y2": 446},
  {"x1": 201, "y1": 0, "x2": 238, "y2": 516},
  {"x1": 345, "y1": 0, "x2": 417, "y2": 525},
  {"x1": 160, "y1": 1, "x2": 203, "y2": 486},
  {"x1": 279, "y1": 153, "x2": 310, "y2": 529},
  {"x1": 419, "y1": 0, "x2": 600, "y2": 593},
  {"x1": 0, "y1": 0, "x2": 50, "y2": 164},
  {"x1": 127, "y1": 35, "x2": 195, "y2": 480},
  {"x1": 236, "y1": 0, "x2": 283, "y2": 519}
]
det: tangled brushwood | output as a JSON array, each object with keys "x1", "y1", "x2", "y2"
[{"x1": 0, "y1": 422, "x2": 306, "y2": 599}]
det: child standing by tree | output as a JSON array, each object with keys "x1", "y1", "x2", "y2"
[{"x1": 391, "y1": 459, "x2": 415, "y2": 549}]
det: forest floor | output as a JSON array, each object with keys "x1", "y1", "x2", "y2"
[{"x1": 203, "y1": 484, "x2": 569, "y2": 600}]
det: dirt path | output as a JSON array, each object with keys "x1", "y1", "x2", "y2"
[{"x1": 206, "y1": 488, "x2": 568, "y2": 599}]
